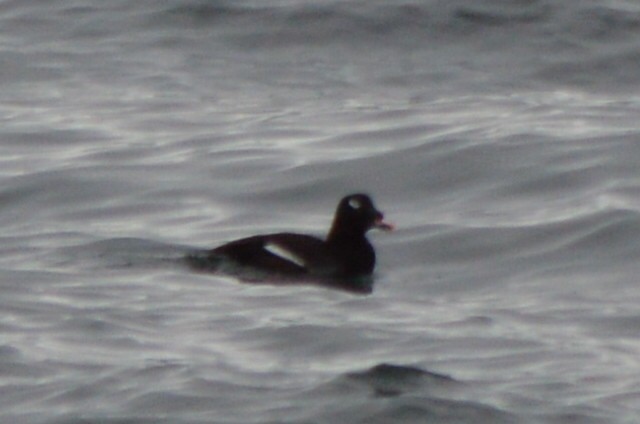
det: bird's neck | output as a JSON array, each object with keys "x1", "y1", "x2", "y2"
[{"x1": 326, "y1": 218, "x2": 367, "y2": 244}]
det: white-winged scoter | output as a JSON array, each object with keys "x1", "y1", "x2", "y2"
[{"x1": 207, "y1": 193, "x2": 393, "y2": 278}]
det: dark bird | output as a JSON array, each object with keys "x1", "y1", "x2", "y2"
[{"x1": 205, "y1": 193, "x2": 393, "y2": 280}]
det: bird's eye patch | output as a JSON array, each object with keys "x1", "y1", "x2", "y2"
[{"x1": 348, "y1": 198, "x2": 362, "y2": 209}]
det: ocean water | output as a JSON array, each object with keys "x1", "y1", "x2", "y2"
[{"x1": 2, "y1": 0, "x2": 640, "y2": 422}]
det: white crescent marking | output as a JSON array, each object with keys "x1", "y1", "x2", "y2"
[
  {"x1": 348, "y1": 198, "x2": 361, "y2": 209},
  {"x1": 264, "y1": 242, "x2": 306, "y2": 268}
]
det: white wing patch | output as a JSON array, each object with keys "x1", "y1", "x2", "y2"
[{"x1": 264, "y1": 242, "x2": 306, "y2": 268}]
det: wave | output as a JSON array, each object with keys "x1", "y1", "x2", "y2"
[{"x1": 159, "y1": 0, "x2": 640, "y2": 43}]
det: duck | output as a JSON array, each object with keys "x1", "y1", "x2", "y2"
[{"x1": 205, "y1": 193, "x2": 393, "y2": 278}]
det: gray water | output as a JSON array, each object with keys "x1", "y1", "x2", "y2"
[{"x1": 2, "y1": 1, "x2": 640, "y2": 423}]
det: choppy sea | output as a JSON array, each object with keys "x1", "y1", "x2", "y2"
[{"x1": 2, "y1": 1, "x2": 640, "y2": 423}]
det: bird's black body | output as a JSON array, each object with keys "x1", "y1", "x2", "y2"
[{"x1": 207, "y1": 193, "x2": 393, "y2": 278}]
